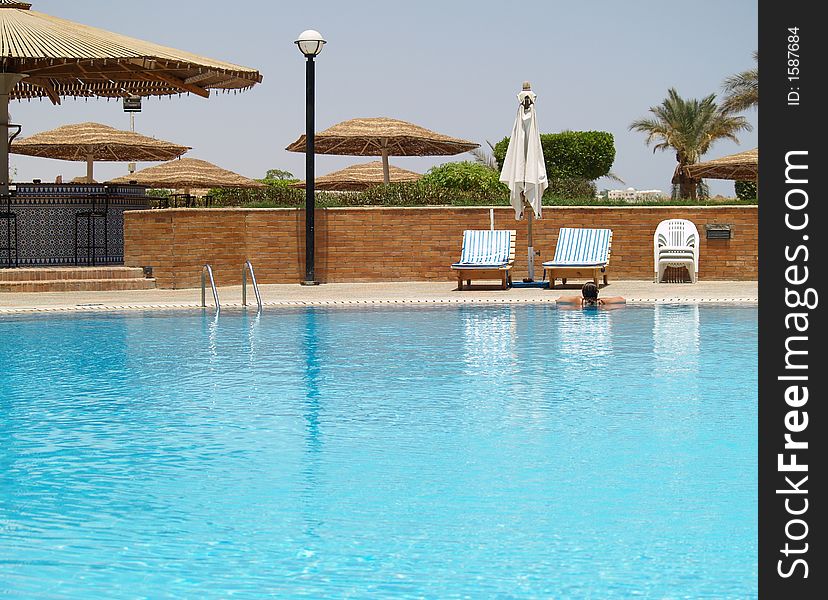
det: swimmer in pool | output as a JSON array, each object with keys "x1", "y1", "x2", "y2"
[{"x1": 556, "y1": 281, "x2": 625, "y2": 307}]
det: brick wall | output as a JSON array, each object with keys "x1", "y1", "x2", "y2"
[{"x1": 124, "y1": 206, "x2": 758, "y2": 289}]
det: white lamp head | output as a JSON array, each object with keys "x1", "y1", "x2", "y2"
[{"x1": 295, "y1": 30, "x2": 326, "y2": 57}]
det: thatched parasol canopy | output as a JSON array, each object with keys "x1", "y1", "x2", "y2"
[
  {"x1": 2, "y1": 2, "x2": 262, "y2": 102},
  {"x1": 285, "y1": 117, "x2": 478, "y2": 184},
  {"x1": 292, "y1": 160, "x2": 422, "y2": 191},
  {"x1": 109, "y1": 158, "x2": 265, "y2": 190},
  {"x1": 0, "y1": 1, "x2": 262, "y2": 194},
  {"x1": 11, "y1": 122, "x2": 190, "y2": 182},
  {"x1": 684, "y1": 148, "x2": 758, "y2": 181}
]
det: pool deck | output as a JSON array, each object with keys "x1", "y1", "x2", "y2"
[{"x1": 0, "y1": 280, "x2": 758, "y2": 314}]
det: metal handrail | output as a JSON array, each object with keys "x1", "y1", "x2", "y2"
[
  {"x1": 242, "y1": 260, "x2": 263, "y2": 312},
  {"x1": 201, "y1": 264, "x2": 220, "y2": 310}
]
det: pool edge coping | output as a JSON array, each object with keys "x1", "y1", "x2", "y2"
[{"x1": 0, "y1": 296, "x2": 759, "y2": 315}]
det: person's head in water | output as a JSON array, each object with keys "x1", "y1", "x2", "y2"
[{"x1": 582, "y1": 282, "x2": 599, "y2": 305}]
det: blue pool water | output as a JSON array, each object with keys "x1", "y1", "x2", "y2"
[{"x1": 1, "y1": 305, "x2": 756, "y2": 598}]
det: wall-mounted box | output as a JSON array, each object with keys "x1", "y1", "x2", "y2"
[{"x1": 705, "y1": 224, "x2": 732, "y2": 240}]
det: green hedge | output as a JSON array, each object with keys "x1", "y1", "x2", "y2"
[
  {"x1": 419, "y1": 161, "x2": 509, "y2": 195},
  {"x1": 216, "y1": 183, "x2": 755, "y2": 208},
  {"x1": 209, "y1": 178, "x2": 304, "y2": 207},
  {"x1": 493, "y1": 131, "x2": 615, "y2": 181}
]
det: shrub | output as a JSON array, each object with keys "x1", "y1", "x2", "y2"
[
  {"x1": 209, "y1": 178, "x2": 304, "y2": 207},
  {"x1": 420, "y1": 161, "x2": 509, "y2": 196},
  {"x1": 734, "y1": 180, "x2": 757, "y2": 200},
  {"x1": 493, "y1": 131, "x2": 615, "y2": 181},
  {"x1": 330, "y1": 180, "x2": 508, "y2": 207},
  {"x1": 546, "y1": 178, "x2": 597, "y2": 200},
  {"x1": 192, "y1": 181, "x2": 755, "y2": 209}
]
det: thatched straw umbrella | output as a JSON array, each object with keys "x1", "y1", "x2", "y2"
[
  {"x1": 109, "y1": 158, "x2": 265, "y2": 192},
  {"x1": 286, "y1": 117, "x2": 478, "y2": 184},
  {"x1": 0, "y1": 1, "x2": 261, "y2": 195},
  {"x1": 11, "y1": 122, "x2": 190, "y2": 183},
  {"x1": 292, "y1": 160, "x2": 421, "y2": 191},
  {"x1": 684, "y1": 148, "x2": 758, "y2": 181}
]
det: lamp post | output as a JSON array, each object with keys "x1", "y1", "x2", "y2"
[{"x1": 295, "y1": 30, "x2": 326, "y2": 285}]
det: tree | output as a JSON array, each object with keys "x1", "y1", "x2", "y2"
[
  {"x1": 721, "y1": 51, "x2": 758, "y2": 114},
  {"x1": 469, "y1": 141, "x2": 498, "y2": 171},
  {"x1": 629, "y1": 88, "x2": 752, "y2": 200},
  {"x1": 264, "y1": 168, "x2": 294, "y2": 180}
]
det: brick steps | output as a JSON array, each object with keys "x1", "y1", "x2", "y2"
[{"x1": 0, "y1": 267, "x2": 155, "y2": 292}]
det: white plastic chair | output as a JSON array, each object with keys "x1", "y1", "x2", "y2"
[{"x1": 654, "y1": 219, "x2": 699, "y2": 283}]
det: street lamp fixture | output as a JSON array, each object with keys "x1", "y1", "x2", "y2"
[
  {"x1": 295, "y1": 30, "x2": 326, "y2": 286},
  {"x1": 295, "y1": 30, "x2": 326, "y2": 57}
]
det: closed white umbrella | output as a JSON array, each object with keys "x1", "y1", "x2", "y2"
[{"x1": 499, "y1": 82, "x2": 548, "y2": 281}]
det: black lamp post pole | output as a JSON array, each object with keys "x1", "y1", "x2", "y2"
[{"x1": 303, "y1": 54, "x2": 318, "y2": 285}]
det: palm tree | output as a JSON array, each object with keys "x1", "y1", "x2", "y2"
[
  {"x1": 629, "y1": 88, "x2": 752, "y2": 199},
  {"x1": 721, "y1": 51, "x2": 758, "y2": 114},
  {"x1": 470, "y1": 140, "x2": 499, "y2": 171}
]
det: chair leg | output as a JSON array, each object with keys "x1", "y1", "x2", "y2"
[
  {"x1": 501, "y1": 272, "x2": 508, "y2": 290},
  {"x1": 603, "y1": 272, "x2": 608, "y2": 285},
  {"x1": 456, "y1": 272, "x2": 463, "y2": 291}
]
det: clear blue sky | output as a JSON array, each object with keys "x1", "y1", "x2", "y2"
[{"x1": 13, "y1": 0, "x2": 758, "y2": 196}]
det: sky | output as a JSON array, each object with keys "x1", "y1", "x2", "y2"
[{"x1": 13, "y1": 0, "x2": 758, "y2": 196}]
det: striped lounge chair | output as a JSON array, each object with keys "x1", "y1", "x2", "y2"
[
  {"x1": 451, "y1": 230, "x2": 516, "y2": 290},
  {"x1": 542, "y1": 228, "x2": 612, "y2": 288}
]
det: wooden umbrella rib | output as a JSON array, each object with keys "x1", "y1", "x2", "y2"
[
  {"x1": 390, "y1": 139, "x2": 408, "y2": 155},
  {"x1": 320, "y1": 138, "x2": 352, "y2": 153},
  {"x1": 20, "y1": 76, "x2": 61, "y2": 104},
  {"x1": 357, "y1": 139, "x2": 374, "y2": 154},
  {"x1": 102, "y1": 144, "x2": 120, "y2": 161},
  {"x1": 151, "y1": 72, "x2": 209, "y2": 97},
  {"x1": 183, "y1": 71, "x2": 214, "y2": 85}
]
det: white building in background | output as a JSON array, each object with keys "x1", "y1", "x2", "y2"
[{"x1": 600, "y1": 187, "x2": 666, "y2": 201}]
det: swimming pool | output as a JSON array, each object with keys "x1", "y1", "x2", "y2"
[{"x1": 1, "y1": 305, "x2": 757, "y2": 598}]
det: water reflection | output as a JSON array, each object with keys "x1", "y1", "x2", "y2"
[
  {"x1": 653, "y1": 304, "x2": 700, "y2": 377},
  {"x1": 299, "y1": 309, "x2": 324, "y2": 540},
  {"x1": 206, "y1": 310, "x2": 220, "y2": 363},
  {"x1": 557, "y1": 308, "x2": 613, "y2": 368},
  {"x1": 460, "y1": 307, "x2": 518, "y2": 377},
  {"x1": 245, "y1": 311, "x2": 262, "y2": 368},
  {"x1": 301, "y1": 309, "x2": 323, "y2": 457}
]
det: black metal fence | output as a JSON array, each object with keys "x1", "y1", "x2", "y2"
[{"x1": 1, "y1": 183, "x2": 151, "y2": 268}]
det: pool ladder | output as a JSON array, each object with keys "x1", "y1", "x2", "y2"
[
  {"x1": 200, "y1": 262, "x2": 263, "y2": 312},
  {"x1": 242, "y1": 260, "x2": 263, "y2": 312},
  {"x1": 201, "y1": 264, "x2": 220, "y2": 311}
]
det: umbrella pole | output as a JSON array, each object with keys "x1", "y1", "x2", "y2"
[
  {"x1": 526, "y1": 196, "x2": 535, "y2": 282},
  {"x1": 381, "y1": 147, "x2": 390, "y2": 184},
  {"x1": 86, "y1": 154, "x2": 94, "y2": 183},
  {"x1": 0, "y1": 74, "x2": 26, "y2": 197}
]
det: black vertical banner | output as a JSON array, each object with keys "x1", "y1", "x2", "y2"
[{"x1": 759, "y1": 2, "x2": 824, "y2": 597}]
